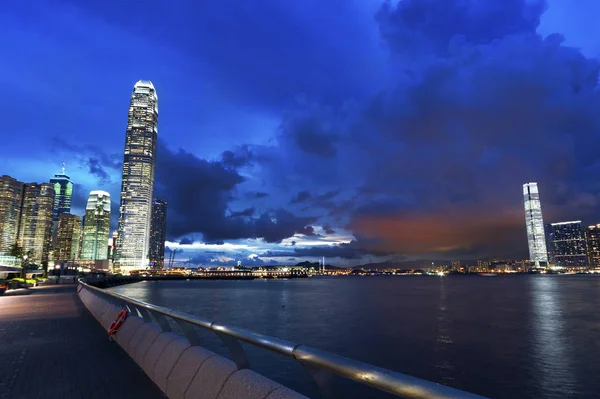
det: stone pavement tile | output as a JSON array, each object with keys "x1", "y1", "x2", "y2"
[{"x1": 0, "y1": 285, "x2": 166, "y2": 399}]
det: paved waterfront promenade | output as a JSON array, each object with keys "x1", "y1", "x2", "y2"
[{"x1": 0, "y1": 284, "x2": 165, "y2": 399}]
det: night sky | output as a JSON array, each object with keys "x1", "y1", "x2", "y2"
[{"x1": 2, "y1": 0, "x2": 600, "y2": 267}]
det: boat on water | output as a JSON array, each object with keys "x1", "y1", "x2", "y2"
[{"x1": 480, "y1": 273, "x2": 497, "y2": 277}]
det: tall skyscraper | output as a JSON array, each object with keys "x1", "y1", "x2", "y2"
[
  {"x1": 49, "y1": 165, "x2": 73, "y2": 224},
  {"x1": 18, "y1": 183, "x2": 55, "y2": 264},
  {"x1": 149, "y1": 199, "x2": 167, "y2": 269},
  {"x1": 546, "y1": 221, "x2": 587, "y2": 268},
  {"x1": 55, "y1": 213, "x2": 81, "y2": 262},
  {"x1": 0, "y1": 175, "x2": 24, "y2": 254},
  {"x1": 115, "y1": 80, "x2": 158, "y2": 271},
  {"x1": 523, "y1": 182, "x2": 548, "y2": 267},
  {"x1": 81, "y1": 191, "x2": 111, "y2": 261},
  {"x1": 586, "y1": 225, "x2": 600, "y2": 268}
]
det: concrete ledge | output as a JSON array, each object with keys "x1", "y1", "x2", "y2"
[
  {"x1": 101, "y1": 304, "x2": 122, "y2": 330},
  {"x1": 126, "y1": 322, "x2": 153, "y2": 356},
  {"x1": 143, "y1": 332, "x2": 180, "y2": 377},
  {"x1": 166, "y1": 345, "x2": 213, "y2": 399},
  {"x1": 156, "y1": 337, "x2": 194, "y2": 394},
  {"x1": 217, "y1": 369, "x2": 283, "y2": 399},
  {"x1": 266, "y1": 388, "x2": 309, "y2": 399},
  {"x1": 133, "y1": 323, "x2": 163, "y2": 366},
  {"x1": 115, "y1": 315, "x2": 145, "y2": 348},
  {"x1": 77, "y1": 288, "x2": 308, "y2": 399},
  {"x1": 184, "y1": 355, "x2": 237, "y2": 399}
]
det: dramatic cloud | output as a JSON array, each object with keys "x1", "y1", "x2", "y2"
[
  {"x1": 4, "y1": 0, "x2": 600, "y2": 264},
  {"x1": 290, "y1": 191, "x2": 312, "y2": 204},
  {"x1": 266, "y1": 238, "x2": 394, "y2": 260},
  {"x1": 154, "y1": 141, "x2": 318, "y2": 244},
  {"x1": 251, "y1": 0, "x2": 600, "y2": 259}
]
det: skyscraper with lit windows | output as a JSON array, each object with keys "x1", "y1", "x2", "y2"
[
  {"x1": 546, "y1": 221, "x2": 587, "y2": 268},
  {"x1": 18, "y1": 183, "x2": 55, "y2": 264},
  {"x1": 523, "y1": 182, "x2": 548, "y2": 267},
  {"x1": 49, "y1": 165, "x2": 73, "y2": 225},
  {"x1": 115, "y1": 80, "x2": 158, "y2": 271},
  {"x1": 55, "y1": 213, "x2": 81, "y2": 262},
  {"x1": 149, "y1": 199, "x2": 167, "y2": 269},
  {"x1": 81, "y1": 191, "x2": 111, "y2": 261},
  {"x1": 586, "y1": 225, "x2": 600, "y2": 268},
  {"x1": 0, "y1": 175, "x2": 24, "y2": 254}
]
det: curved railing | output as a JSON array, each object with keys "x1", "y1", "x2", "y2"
[{"x1": 79, "y1": 280, "x2": 487, "y2": 399}]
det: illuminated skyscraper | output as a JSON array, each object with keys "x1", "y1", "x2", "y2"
[
  {"x1": 81, "y1": 191, "x2": 111, "y2": 261},
  {"x1": 546, "y1": 221, "x2": 587, "y2": 268},
  {"x1": 0, "y1": 175, "x2": 24, "y2": 254},
  {"x1": 55, "y1": 213, "x2": 81, "y2": 262},
  {"x1": 18, "y1": 183, "x2": 55, "y2": 264},
  {"x1": 149, "y1": 199, "x2": 167, "y2": 269},
  {"x1": 523, "y1": 182, "x2": 548, "y2": 267},
  {"x1": 115, "y1": 80, "x2": 158, "y2": 271},
  {"x1": 586, "y1": 225, "x2": 600, "y2": 268},
  {"x1": 49, "y1": 165, "x2": 73, "y2": 224}
]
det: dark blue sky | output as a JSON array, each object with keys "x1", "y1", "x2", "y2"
[{"x1": 2, "y1": 0, "x2": 600, "y2": 266}]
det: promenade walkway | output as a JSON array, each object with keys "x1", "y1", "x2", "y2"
[{"x1": 0, "y1": 284, "x2": 165, "y2": 399}]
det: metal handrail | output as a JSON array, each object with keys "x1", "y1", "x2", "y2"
[{"x1": 79, "y1": 280, "x2": 487, "y2": 399}]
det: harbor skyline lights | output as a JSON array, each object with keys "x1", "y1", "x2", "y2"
[{"x1": 115, "y1": 80, "x2": 159, "y2": 271}]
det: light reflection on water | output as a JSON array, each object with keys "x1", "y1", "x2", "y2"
[
  {"x1": 109, "y1": 276, "x2": 600, "y2": 399},
  {"x1": 434, "y1": 277, "x2": 455, "y2": 382},
  {"x1": 530, "y1": 277, "x2": 577, "y2": 398}
]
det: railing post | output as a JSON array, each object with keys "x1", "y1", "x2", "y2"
[
  {"x1": 137, "y1": 306, "x2": 154, "y2": 323},
  {"x1": 214, "y1": 332, "x2": 250, "y2": 370},
  {"x1": 152, "y1": 311, "x2": 173, "y2": 332},
  {"x1": 174, "y1": 319, "x2": 202, "y2": 346},
  {"x1": 302, "y1": 365, "x2": 334, "y2": 399}
]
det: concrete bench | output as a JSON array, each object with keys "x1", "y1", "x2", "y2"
[{"x1": 77, "y1": 287, "x2": 309, "y2": 399}]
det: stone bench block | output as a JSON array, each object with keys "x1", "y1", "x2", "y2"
[
  {"x1": 94, "y1": 300, "x2": 110, "y2": 321},
  {"x1": 217, "y1": 369, "x2": 291, "y2": 399},
  {"x1": 266, "y1": 387, "x2": 310, "y2": 399},
  {"x1": 165, "y1": 345, "x2": 213, "y2": 398},
  {"x1": 114, "y1": 315, "x2": 144, "y2": 348},
  {"x1": 101, "y1": 304, "x2": 122, "y2": 331},
  {"x1": 142, "y1": 332, "x2": 180, "y2": 378},
  {"x1": 133, "y1": 323, "x2": 163, "y2": 366},
  {"x1": 183, "y1": 355, "x2": 237, "y2": 399},
  {"x1": 126, "y1": 322, "x2": 153, "y2": 357},
  {"x1": 156, "y1": 338, "x2": 196, "y2": 395}
]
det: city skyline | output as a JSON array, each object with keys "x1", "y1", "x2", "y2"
[{"x1": 2, "y1": 0, "x2": 600, "y2": 266}]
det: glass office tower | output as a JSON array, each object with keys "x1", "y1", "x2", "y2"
[
  {"x1": 115, "y1": 80, "x2": 158, "y2": 271},
  {"x1": 81, "y1": 191, "x2": 111, "y2": 261},
  {"x1": 149, "y1": 199, "x2": 167, "y2": 269},
  {"x1": 49, "y1": 165, "x2": 73, "y2": 225},
  {"x1": 523, "y1": 182, "x2": 548, "y2": 267}
]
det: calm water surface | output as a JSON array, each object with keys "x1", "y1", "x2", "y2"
[{"x1": 109, "y1": 275, "x2": 600, "y2": 398}]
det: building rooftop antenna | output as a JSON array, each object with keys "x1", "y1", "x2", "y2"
[{"x1": 61, "y1": 162, "x2": 66, "y2": 174}]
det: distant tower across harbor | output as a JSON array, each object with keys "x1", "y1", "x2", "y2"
[{"x1": 523, "y1": 182, "x2": 548, "y2": 267}]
